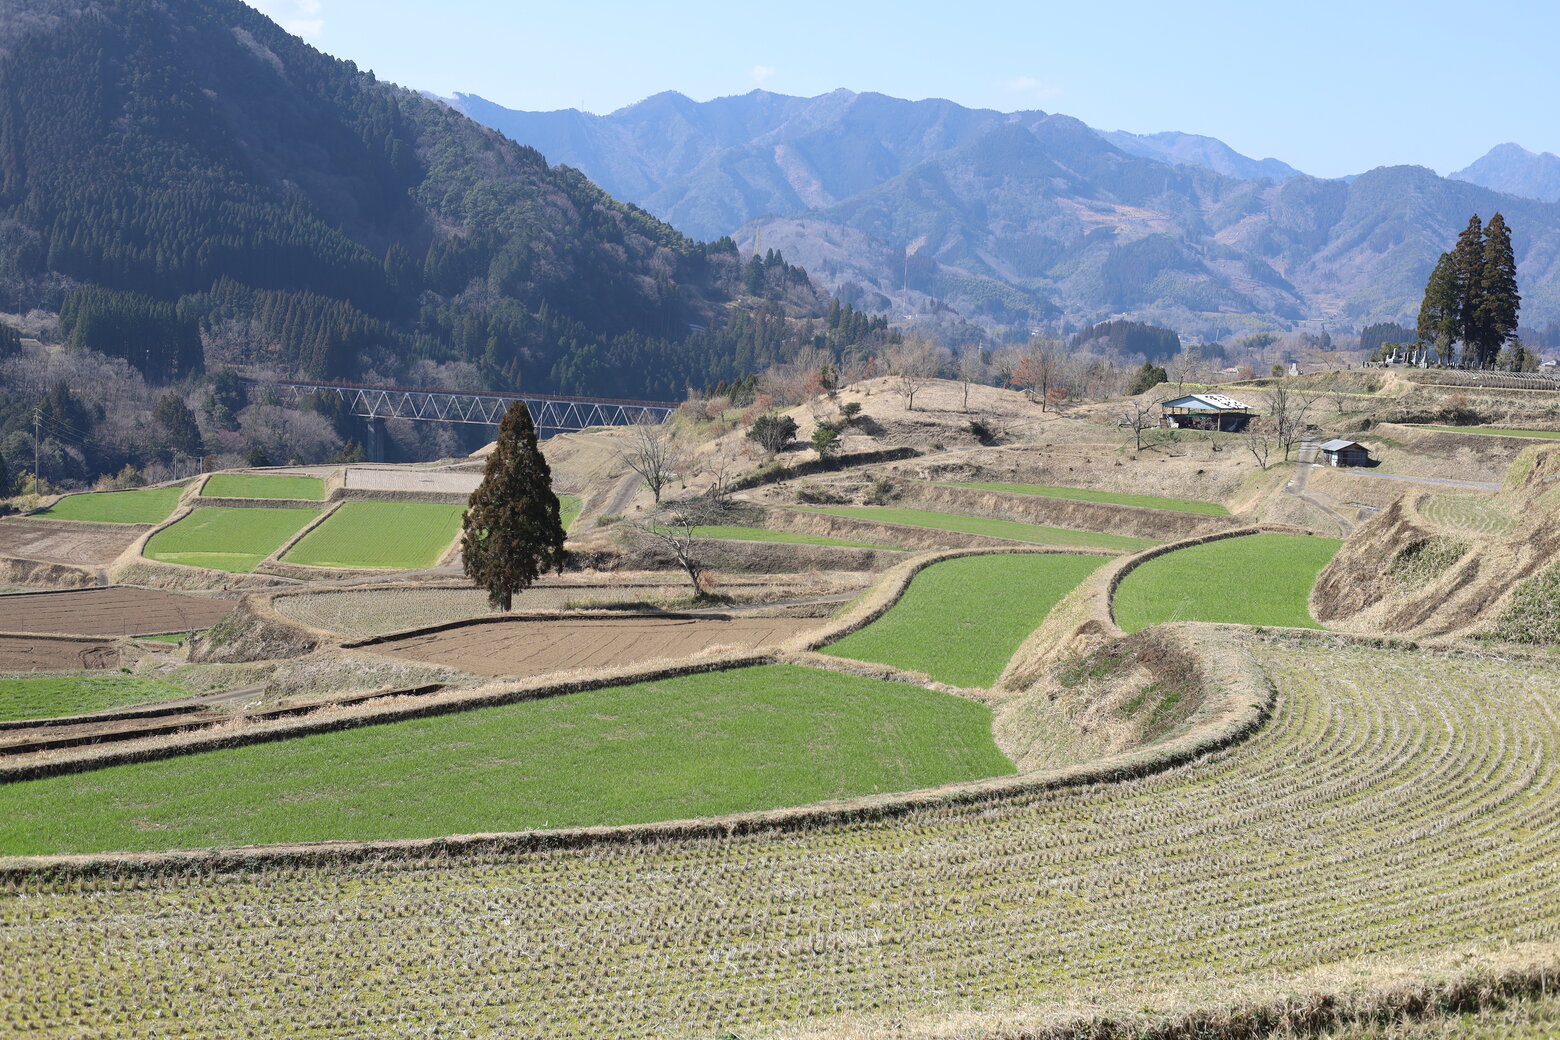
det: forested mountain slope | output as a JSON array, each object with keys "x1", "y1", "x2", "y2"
[{"x1": 0, "y1": 0, "x2": 836, "y2": 399}]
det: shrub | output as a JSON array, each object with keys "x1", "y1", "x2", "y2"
[
  {"x1": 841, "y1": 402, "x2": 862, "y2": 424},
  {"x1": 811, "y1": 427, "x2": 840, "y2": 459},
  {"x1": 864, "y1": 477, "x2": 900, "y2": 505},
  {"x1": 967, "y1": 419, "x2": 995, "y2": 444},
  {"x1": 747, "y1": 414, "x2": 799, "y2": 454}
]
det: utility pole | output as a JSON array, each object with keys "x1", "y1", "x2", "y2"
[{"x1": 31, "y1": 405, "x2": 40, "y2": 491}]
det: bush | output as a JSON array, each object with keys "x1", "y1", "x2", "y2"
[
  {"x1": 811, "y1": 427, "x2": 840, "y2": 459},
  {"x1": 796, "y1": 483, "x2": 848, "y2": 504},
  {"x1": 840, "y1": 402, "x2": 863, "y2": 424},
  {"x1": 747, "y1": 414, "x2": 799, "y2": 454},
  {"x1": 864, "y1": 477, "x2": 900, "y2": 505},
  {"x1": 967, "y1": 419, "x2": 995, "y2": 444}
]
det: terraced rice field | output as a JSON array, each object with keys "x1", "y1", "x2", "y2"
[
  {"x1": 143, "y1": 506, "x2": 320, "y2": 572},
  {"x1": 1413, "y1": 424, "x2": 1560, "y2": 440},
  {"x1": 201, "y1": 473, "x2": 326, "y2": 500},
  {"x1": 0, "y1": 665, "x2": 1010, "y2": 852},
  {"x1": 30, "y1": 486, "x2": 183, "y2": 524},
  {"x1": 942, "y1": 482, "x2": 1230, "y2": 515},
  {"x1": 283, "y1": 502, "x2": 464, "y2": 569},
  {"x1": 1419, "y1": 493, "x2": 1518, "y2": 536},
  {"x1": 797, "y1": 505, "x2": 1157, "y2": 551},
  {"x1": 1317, "y1": 994, "x2": 1560, "y2": 1038},
  {"x1": 4, "y1": 640, "x2": 1557, "y2": 1037},
  {"x1": 0, "y1": 674, "x2": 191, "y2": 723},
  {"x1": 0, "y1": 519, "x2": 144, "y2": 566},
  {"x1": 274, "y1": 584, "x2": 683, "y2": 638},
  {"x1": 687, "y1": 524, "x2": 897, "y2": 549},
  {"x1": 0, "y1": 587, "x2": 235, "y2": 636},
  {"x1": 824, "y1": 553, "x2": 1104, "y2": 686},
  {"x1": 1114, "y1": 532, "x2": 1342, "y2": 632},
  {"x1": 372, "y1": 614, "x2": 820, "y2": 678}
]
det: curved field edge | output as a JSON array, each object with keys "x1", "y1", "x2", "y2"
[
  {"x1": 0, "y1": 665, "x2": 1016, "y2": 854},
  {"x1": 1113, "y1": 531, "x2": 1343, "y2": 633},
  {"x1": 0, "y1": 616, "x2": 1267, "y2": 872},
  {"x1": 5, "y1": 638, "x2": 1559, "y2": 1040}
]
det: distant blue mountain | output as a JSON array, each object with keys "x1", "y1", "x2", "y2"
[
  {"x1": 443, "y1": 89, "x2": 1560, "y2": 336},
  {"x1": 1451, "y1": 143, "x2": 1560, "y2": 203}
]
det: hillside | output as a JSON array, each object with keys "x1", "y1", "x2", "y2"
[
  {"x1": 451, "y1": 89, "x2": 1560, "y2": 339},
  {"x1": 0, "y1": 0, "x2": 830, "y2": 401}
]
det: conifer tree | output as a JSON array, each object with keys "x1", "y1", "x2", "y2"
[
  {"x1": 1476, "y1": 212, "x2": 1521, "y2": 368},
  {"x1": 1417, "y1": 252, "x2": 1460, "y2": 358},
  {"x1": 1451, "y1": 215, "x2": 1487, "y2": 361},
  {"x1": 461, "y1": 402, "x2": 566, "y2": 611}
]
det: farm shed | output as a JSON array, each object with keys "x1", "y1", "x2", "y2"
[
  {"x1": 1160, "y1": 394, "x2": 1255, "y2": 432},
  {"x1": 1318, "y1": 439, "x2": 1372, "y2": 467}
]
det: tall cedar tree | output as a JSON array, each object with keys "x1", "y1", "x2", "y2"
[
  {"x1": 1451, "y1": 216, "x2": 1488, "y2": 361},
  {"x1": 461, "y1": 403, "x2": 567, "y2": 611},
  {"x1": 1476, "y1": 213, "x2": 1521, "y2": 366},
  {"x1": 1417, "y1": 252, "x2": 1460, "y2": 355}
]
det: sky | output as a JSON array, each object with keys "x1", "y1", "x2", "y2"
[{"x1": 245, "y1": 0, "x2": 1560, "y2": 179}]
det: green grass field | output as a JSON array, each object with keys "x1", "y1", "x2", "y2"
[
  {"x1": 559, "y1": 494, "x2": 580, "y2": 532},
  {"x1": 1114, "y1": 532, "x2": 1342, "y2": 633},
  {"x1": 1413, "y1": 424, "x2": 1560, "y2": 440},
  {"x1": 31, "y1": 486, "x2": 183, "y2": 524},
  {"x1": 942, "y1": 482, "x2": 1230, "y2": 516},
  {"x1": 0, "y1": 664, "x2": 1012, "y2": 854},
  {"x1": 283, "y1": 502, "x2": 464, "y2": 569},
  {"x1": 144, "y1": 506, "x2": 320, "y2": 572},
  {"x1": 824, "y1": 553, "x2": 1105, "y2": 686},
  {"x1": 797, "y1": 505, "x2": 1157, "y2": 551},
  {"x1": 686, "y1": 525, "x2": 899, "y2": 550},
  {"x1": 0, "y1": 674, "x2": 191, "y2": 723},
  {"x1": 201, "y1": 473, "x2": 326, "y2": 500}
]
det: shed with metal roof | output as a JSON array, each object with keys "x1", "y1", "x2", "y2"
[
  {"x1": 1160, "y1": 393, "x2": 1256, "y2": 432},
  {"x1": 1318, "y1": 439, "x2": 1372, "y2": 467}
]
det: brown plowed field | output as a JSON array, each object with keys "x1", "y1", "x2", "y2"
[
  {"x1": 0, "y1": 519, "x2": 146, "y2": 566},
  {"x1": 0, "y1": 635, "x2": 119, "y2": 671},
  {"x1": 0, "y1": 587, "x2": 236, "y2": 636},
  {"x1": 373, "y1": 615, "x2": 820, "y2": 678}
]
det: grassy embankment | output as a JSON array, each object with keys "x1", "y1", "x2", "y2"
[
  {"x1": 31, "y1": 486, "x2": 183, "y2": 524},
  {"x1": 796, "y1": 506, "x2": 1157, "y2": 551},
  {"x1": 0, "y1": 674, "x2": 191, "y2": 723},
  {"x1": 824, "y1": 553, "x2": 1105, "y2": 686},
  {"x1": 284, "y1": 502, "x2": 465, "y2": 569},
  {"x1": 679, "y1": 524, "x2": 899, "y2": 550},
  {"x1": 144, "y1": 506, "x2": 320, "y2": 573},
  {"x1": 942, "y1": 482, "x2": 1230, "y2": 516},
  {"x1": 1114, "y1": 532, "x2": 1342, "y2": 633},
  {"x1": 201, "y1": 474, "x2": 326, "y2": 500},
  {"x1": 1410, "y1": 424, "x2": 1560, "y2": 440},
  {"x1": 0, "y1": 664, "x2": 1012, "y2": 853}
]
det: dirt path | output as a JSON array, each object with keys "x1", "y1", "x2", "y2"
[
  {"x1": 1284, "y1": 441, "x2": 1357, "y2": 537},
  {"x1": 1345, "y1": 471, "x2": 1502, "y2": 491}
]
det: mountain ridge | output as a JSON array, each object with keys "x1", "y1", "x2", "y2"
[{"x1": 446, "y1": 88, "x2": 1560, "y2": 339}]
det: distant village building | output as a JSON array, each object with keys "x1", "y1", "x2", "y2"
[
  {"x1": 1318, "y1": 439, "x2": 1372, "y2": 467},
  {"x1": 1160, "y1": 393, "x2": 1255, "y2": 432}
]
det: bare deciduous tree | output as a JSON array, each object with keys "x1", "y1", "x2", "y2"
[
  {"x1": 1244, "y1": 417, "x2": 1278, "y2": 470},
  {"x1": 617, "y1": 417, "x2": 682, "y2": 504},
  {"x1": 1012, "y1": 338, "x2": 1066, "y2": 411},
  {"x1": 1265, "y1": 384, "x2": 1316, "y2": 463},
  {"x1": 957, "y1": 345, "x2": 988, "y2": 413},
  {"x1": 1121, "y1": 395, "x2": 1162, "y2": 451},
  {"x1": 885, "y1": 337, "x2": 944, "y2": 411},
  {"x1": 630, "y1": 501, "x2": 719, "y2": 597}
]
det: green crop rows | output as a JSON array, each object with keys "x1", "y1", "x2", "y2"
[
  {"x1": 4, "y1": 641, "x2": 1557, "y2": 1038},
  {"x1": 797, "y1": 505, "x2": 1157, "y2": 550},
  {"x1": 824, "y1": 553, "x2": 1104, "y2": 686},
  {"x1": 143, "y1": 506, "x2": 320, "y2": 572},
  {"x1": 1114, "y1": 532, "x2": 1341, "y2": 632},
  {"x1": 0, "y1": 665, "x2": 1010, "y2": 853},
  {"x1": 30, "y1": 486, "x2": 183, "y2": 524},
  {"x1": 283, "y1": 501, "x2": 464, "y2": 569},
  {"x1": 0, "y1": 674, "x2": 190, "y2": 723},
  {"x1": 943, "y1": 481, "x2": 1230, "y2": 515},
  {"x1": 201, "y1": 473, "x2": 326, "y2": 500},
  {"x1": 690, "y1": 524, "x2": 899, "y2": 549}
]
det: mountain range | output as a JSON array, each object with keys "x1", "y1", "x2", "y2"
[
  {"x1": 447, "y1": 90, "x2": 1560, "y2": 340},
  {"x1": 1451, "y1": 143, "x2": 1560, "y2": 204}
]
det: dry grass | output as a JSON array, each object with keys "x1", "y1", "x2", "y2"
[{"x1": 4, "y1": 637, "x2": 1558, "y2": 1038}]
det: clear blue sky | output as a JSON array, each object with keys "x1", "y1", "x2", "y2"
[{"x1": 248, "y1": 0, "x2": 1559, "y2": 179}]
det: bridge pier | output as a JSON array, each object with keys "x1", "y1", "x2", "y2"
[{"x1": 364, "y1": 418, "x2": 387, "y2": 463}]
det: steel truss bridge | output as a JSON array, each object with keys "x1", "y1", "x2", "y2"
[{"x1": 260, "y1": 380, "x2": 678, "y2": 431}]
